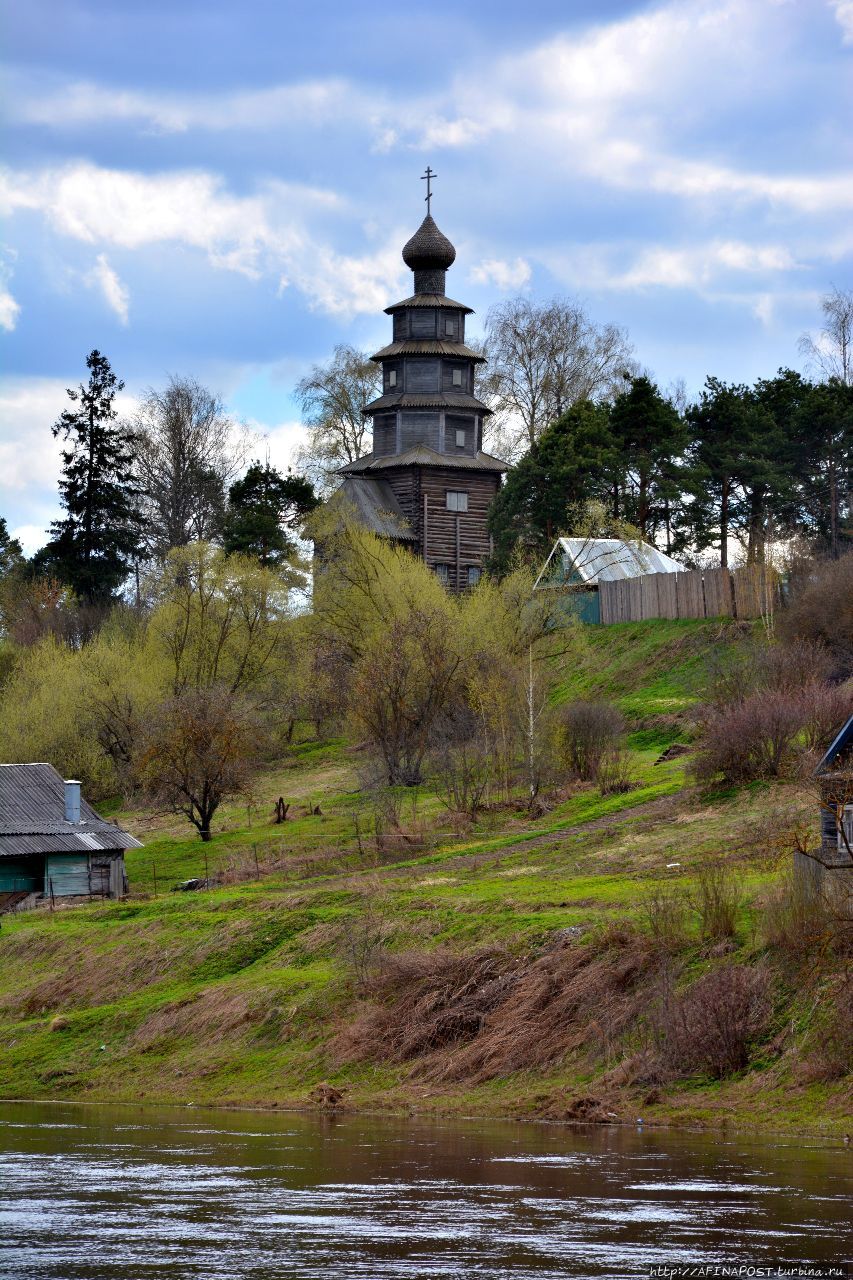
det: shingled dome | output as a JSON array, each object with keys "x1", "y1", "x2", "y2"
[{"x1": 402, "y1": 215, "x2": 456, "y2": 272}]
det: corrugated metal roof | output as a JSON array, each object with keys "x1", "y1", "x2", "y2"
[
  {"x1": 338, "y1": 446, "x2": 508, "y2": 475},
  {"x1": 370, "y1": 340, "x2": 485, "y2": 363},
  {"x1": 363, "y1": 390, "x2": 492, "y2": 416},
  {"x1": 329, "y1": 477, "x2": 414, "y2": 541},
  {"x1": 384, "y1": 294, "x2": 473, "y2": 315},
  {"x1": 537, "y1": 538, "x2": 684, "y2": 587},
  {"x1": 0, "y1": 763, "x2": 143, "y2": 855}
]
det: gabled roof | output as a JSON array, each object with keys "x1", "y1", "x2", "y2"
[
  {"x1": 328, "y1": 477, "x2": 414, "y2": 541},
  {"x1": 816, "y1": 714, "x2": 853, "y2": 776},
  {"x1": 0, "y1": 763, "x2": 142, "y2": 855},
  {"x1": 337, "y1": 446, "x2": 508, "y2": 475},
  {"x1": 534, "y1": 537, "x2": 684, "y2": 589}
]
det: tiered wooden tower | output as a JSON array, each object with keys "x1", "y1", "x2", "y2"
[{"x1": 336, "y1": 182, "x2": 506, "y2": 590}]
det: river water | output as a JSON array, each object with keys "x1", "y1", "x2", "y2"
[{"x1": 0, "y1": 1102, "x2": 848, "y2": 1279}]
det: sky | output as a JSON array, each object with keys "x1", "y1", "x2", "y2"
[{"x1": 1, "y1": 0, "x2": 852, "y2": 552}]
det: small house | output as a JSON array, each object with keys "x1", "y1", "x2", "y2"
[
  {"x1": 0, "y1": 764, "x2": 142, "y2": 911},
  {"x1": 534, "y1": 536, "x2": 684, "y2": 624},
  {"x1": 811, "y1": 714, "x2": 853, "y2": 884}
]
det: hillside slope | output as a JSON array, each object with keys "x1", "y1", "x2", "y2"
[{"x1": 0, "y1": 620, "x2": 848, "y2": 1136}]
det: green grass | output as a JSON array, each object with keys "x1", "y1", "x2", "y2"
[{"x1": 0, "y1": 617, "x2": 847, "y2": 1136}]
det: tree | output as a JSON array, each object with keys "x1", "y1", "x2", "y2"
[
  {"x1": 0, "y1": 518, "x2": 22, "y2": 578},
  {"x1": 134, "y1": 375, "x2": 250, "y2": 561},
  {"x1": 295, "y1": 345, "x2": 380, "y2": 489},
  {"x1": 609, "y1": 376, "x2": 687, "y2": 544},
  {"x1": 790, "y1": 379, "x2": 853, "y2": 558},
  {"x1": 799, "y1": 286, "x2": 853, "y2": 387},
  {"x1": 482, "y1": 297, "x2": 634, "y2": 454},
  {"x1": 138, "y1": 685, "x2": 258, "y2": 841},
  {"x1": 222, "y1": 462, "x2": 318, "y2": 566},
  {"x1": 487, "y1": 400, "x2": 614, "y2": 571},
  {"x1": 40, "y1": 351, "x2": 141, "y2": 604}
]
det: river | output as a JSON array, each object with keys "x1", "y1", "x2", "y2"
[{"x1": 0, "y1": 1102, "x2": 848, "y2": 1278}]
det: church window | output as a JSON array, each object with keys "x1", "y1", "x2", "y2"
[
  {"x1": 446, "y1": 491, "x2": 468, "y2": 512},
  {"x1": 445, "y1": 317, "x2": 457, "y2": 337},
  {"x1": 388, "y1": 369, "x2": 397, "y2": 387},
  {"x1": 455, "y1": 428, "x2": 466, "y2": 447},
  {"x1": 467, "y1": 566, "x2": 481, "y2": 587},
  {"x1": 435, "y1": 563, "x2": 450, "y2": 585},
  {"x1": 452, "y1": 367, "x2": 463, "y2": 387}
]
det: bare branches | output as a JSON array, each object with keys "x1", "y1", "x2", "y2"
[
  {"x1": 294, "y1": 345, "x2": 380, "y2": 490},
  {"x1": 799, "y1": 286, "x2": 853, "y2": 387}
]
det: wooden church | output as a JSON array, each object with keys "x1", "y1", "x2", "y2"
[{"x1": 334, "y1": 176, "x2": 506, "y2": 590}]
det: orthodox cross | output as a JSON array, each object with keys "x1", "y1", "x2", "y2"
[{"x1": 421, "y1": 166, "x2": 437, "y2": 215}]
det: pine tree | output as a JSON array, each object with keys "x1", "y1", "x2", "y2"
[
  {"x1": 222, "y1": 462, "x2": 318, "y2": 566},
  {"x1": 487, "y1": 400, "x2": 613, "y2": 571},
  {"x1": 41, "y1": 350, "x2": 141, "y2": 604},
  {"x1": 0, "y1": 517, "x2": 23, "y2": 577},
  {"x1": 608, "y1": 376, "x2": 686, "y2": 544}
]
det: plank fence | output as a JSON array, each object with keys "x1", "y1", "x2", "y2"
[{"x1": 598, "y1": 564, "x2": 778, "y2": 625}]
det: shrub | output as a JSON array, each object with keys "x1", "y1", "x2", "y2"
[
  {"x1": 640, "y1": 885, "x2": 689, "y2": 951},
  {"x1": 658, "y1": 964, "x2": 769, "y2": 1078},
  {"x1": 763, "y1": 870, "x2": 835, "y2": 958},
  {"x1": 693, "y1": 687, "x2": 806, "y2": 784},
  {"x1": 690, "y1": 863, "x2": 743, "y2": 944},
  {"x1": 558, "y1": 700, "x2": 626, "y2": 783},
  {"x1": 779, "y1": 551, "x2": 853, "y2": 677}
]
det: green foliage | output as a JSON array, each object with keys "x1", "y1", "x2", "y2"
[
  {"x1": 222, "y1": 462, "x2": 317, "y2": 566},
  {"x1": 36, "y1": 351, "x2": 142, "y2": 604}
]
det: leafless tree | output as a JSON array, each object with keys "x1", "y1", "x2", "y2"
[
  {"x1": 137, "y1": 685, "x2": 259, "y2": 841},
  {"x1": 295, "y1": 345, "x2": 380, "y2": 491},
  {"x1": 799, "y1": 286, "x2": 853, "y2": 386},
  {"x1": 134, "y1": 376, "x2": 252, "y2": 560},
  {"x1": 482, "y1": 297, "x2": 635, "y2": 455}
]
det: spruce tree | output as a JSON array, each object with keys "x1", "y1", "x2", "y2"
[
  {"x1": 42, "y1": 350, "x2": 141, "y2": 603},
  {"x1": 222, "y1": 462, "x2": 318, "y2": 566},
  {"x1": 0, "y1": 517, "x2": 23, "y2": 578}
]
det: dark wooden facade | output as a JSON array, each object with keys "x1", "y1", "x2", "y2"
[{"x1": 335, "y1": 208, "x2": 506, "y2": 590}]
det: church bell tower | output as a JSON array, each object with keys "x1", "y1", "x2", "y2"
[{"x1": 335, "y1": 171, "x2": 507, "y2": 591}]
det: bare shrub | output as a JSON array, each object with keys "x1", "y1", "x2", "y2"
[
  {"x1": 799, "y1": 681, "x2": 853, "y2": 753},
  {"x1": 558, "y1": 700, "x2": 626, "y2": 782},
  {"x1": 336, "y1": 895, "x2": 393, "y2": 989},
  {"x1": 811, "y1": 975, "x2": 853, "y2": 1080},
  {"x1": 640, "y1": 885, "x2": 689, "y2": 951},
  {"x1": 693, "y1": 688, "x2": 806, "y2": 784},
  {"x1": 778, "y1": 551, "x2": 853, "y2": 677},
  {"x1": 657, "y1": 964, "x2": 769, "y2": 1078},
  {"x1": 690, "y1": 863, "x2": 742, "y2": 944},
  {"x1": 428, "y1": 705, "x2": 493, "y2": 817},
  {"x1": 762, "y1": 870, "x2": 833, "y2": 958},
  {"x1": 596, "y1": 745, "x2": 634, "y2": 795}
]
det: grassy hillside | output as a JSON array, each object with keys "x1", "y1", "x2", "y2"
[{"x1": 0, "y1": 620, "x2": 848, "y2": 1136}]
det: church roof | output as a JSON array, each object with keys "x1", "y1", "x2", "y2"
[
  {"x1": 363, "y1": 390, "x2": 492, "y2": 416},
  {"x1": 328, "y1": 477, "x2": 414, "y2": 541},
  {"x1": 402, "y1": 215, "x2": 456, "y2": 272},
  {"x1": 338, "y1": 446, "x2": 507, "y2": 475},
  {"x1": 370, "y1": 339, "x2": 486, "y2": 364},
  {"x1": 384, "y1": 294, "x2": 473, "y2": 315}
]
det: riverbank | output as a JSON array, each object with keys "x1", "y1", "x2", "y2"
[{"x1": 0, "y1": 622, "x2": 849, "y2": 1139}]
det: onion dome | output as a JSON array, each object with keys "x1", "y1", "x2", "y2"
[{"x1": 402, "y1": 215, "x2": 456, "y2": 293}]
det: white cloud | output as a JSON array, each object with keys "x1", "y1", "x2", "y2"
[
  {"x1": 547, "y1": 238, "x2": 800, "y2": 292},
  {"x1": 87, "y1": 253, "x2": 129, "y2": 324},
  {"x1": 0, "y1": 163, "x2": 406, "y2": 317},
  {"x1": 0, "y1": 288, "x2": 19, "y2": 332},
  {"x1": 830, "y1": 0, "x2": 853, "y2": 43},
  {"x1": 258, "y1": 419, "x2": 310, "y2": 473},
  {"x1": 469, "y1": 257, "x2": 532, "y2": 291}
]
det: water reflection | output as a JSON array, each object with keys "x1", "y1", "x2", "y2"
[{"x1": 0, "y1": 1102, "x2": 847, "y2": 1279}]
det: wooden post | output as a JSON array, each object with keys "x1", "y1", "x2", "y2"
[
  {"x1": 423, "y1": 493, "x2": 428, "y2": 562},
  {"x1": 455, "y1": 513, "x2": 461, "y2": 591},
  {"x1": 48, "y1": 877, "x2": 55, "y2": 912}
]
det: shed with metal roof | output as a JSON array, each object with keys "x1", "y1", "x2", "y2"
[
  {"x1": 0, "y1": 763, "x2": 141, "y2": 910},
  {"x1": 534, "y1": 537, "x2": 684, "y2": 624}
]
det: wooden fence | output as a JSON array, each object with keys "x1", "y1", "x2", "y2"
[{"x1": 598, "y1": 564, "x2": 778, "y2": 625}]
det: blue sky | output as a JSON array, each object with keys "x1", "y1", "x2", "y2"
[{"x1": 1, "y1": 0, "x2": 852, "y2": 550}]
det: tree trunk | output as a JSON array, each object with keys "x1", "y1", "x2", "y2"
[{"x1": 720, "y1": 478, "x2": 729, "y2": 571}]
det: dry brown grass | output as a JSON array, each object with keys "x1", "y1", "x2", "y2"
[{"x1": 334, "y1": 926, "x2": 663, "y2": 1085}]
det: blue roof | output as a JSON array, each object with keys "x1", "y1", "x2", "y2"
[{"x1": 816, "y1": 713, "x2": 853, "y2": 774}]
